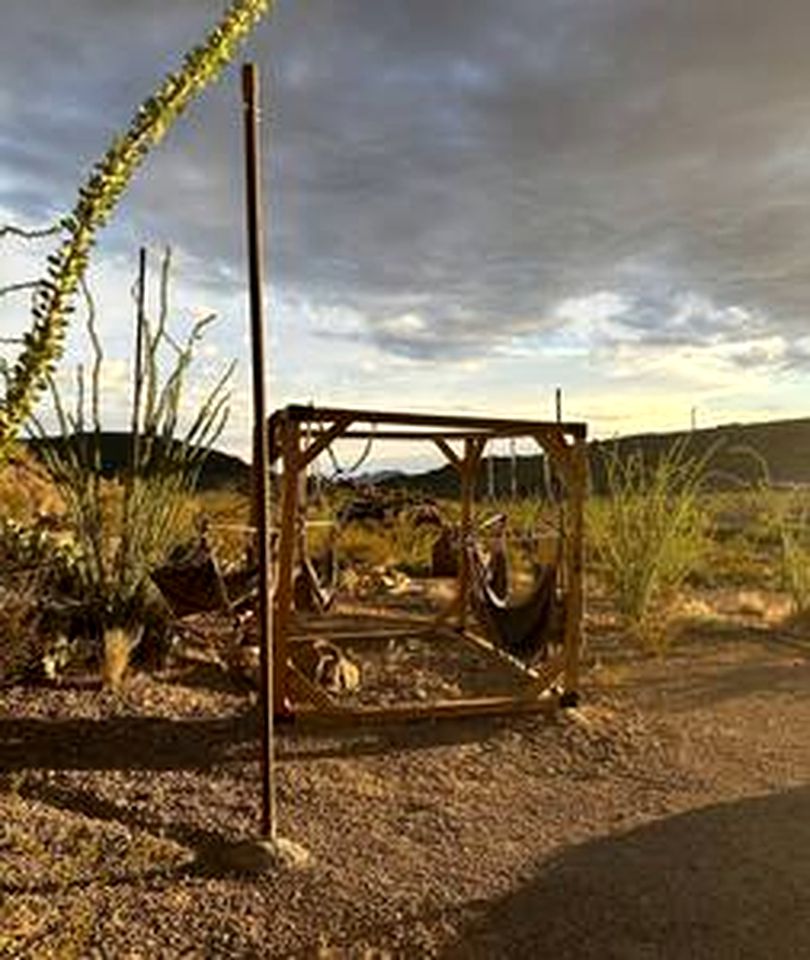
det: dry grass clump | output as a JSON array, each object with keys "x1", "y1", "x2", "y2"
[
  {"x1": 101, "y1": 626, "x2": 137, "y2": 691},
  {"x1": 336, "y1": 513, "x2": 438, "y2": 575},
  {"x1": 588, "y1": 440, "x2": 712, "y2": 651},
  {"x1": 766, "y1": 488, "x2": 810, "y2": 614},
  {"x1": 0, "y1": 444, "x2": 63, "y2": 523},
  {"x1": 195, "y1": 488, "x2": 253, "y2": 569},
  {"x1": 0, "y1": 579, "x2": 42, "y2": 684}
]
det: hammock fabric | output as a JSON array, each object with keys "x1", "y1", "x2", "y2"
[
  {"x1": 431, "y1": 527, "x2": 459, "y2": 577},
  {"x1": 150, "y1": 539, "x2": 231, "y2": 618},
  {"x1": 466, "y1": 543, "x2": 557, "y2": 659}
]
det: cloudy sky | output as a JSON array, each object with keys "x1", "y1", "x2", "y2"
[{"x1": 2, "y1": 0, "x2": 810, "y2": 465}]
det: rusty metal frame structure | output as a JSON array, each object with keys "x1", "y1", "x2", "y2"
[{"x1": 267, "y1": 404, "x2": 587, "y2": 723}]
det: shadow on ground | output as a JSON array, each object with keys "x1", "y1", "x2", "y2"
[
  {"x1": 0, "y1": 704, "x2": 517, "y2": 772},
  {"x1": 443, "y1": 786, "x2": 810, "y2": 959},
  {"x1": 0, "y1": 709, "x2": 260, "y2": 772}
]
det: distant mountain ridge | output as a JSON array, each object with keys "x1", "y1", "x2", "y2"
[
  {"x1": 23, "y1": 416, "x2": 810, "y2": 497},
  {"x1": 380, "y1": 416, "x2": 810, "y2": 499},
  {"x1": 25, "y1": 432, "x2": 251, "y2": 492}
]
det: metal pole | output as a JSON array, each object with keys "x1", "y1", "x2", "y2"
[
  {"x1": 242, "y1": 62, "x2": 276, "y2": 841},
  {"x1": 555, "y1": 386, "x2": 562, "y2": 423}
]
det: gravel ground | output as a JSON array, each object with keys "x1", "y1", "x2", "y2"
[{"x1": 1, "y1": 603, "x2": 809, "y2": 958}]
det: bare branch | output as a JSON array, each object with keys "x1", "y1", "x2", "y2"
[{"x1": 0, "y1": 223, "x2": 61, "y2": 241}]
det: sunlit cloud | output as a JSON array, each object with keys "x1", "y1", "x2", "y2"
[{"x1": 2, "y1": 1, "x2": 810, "y2": 463}]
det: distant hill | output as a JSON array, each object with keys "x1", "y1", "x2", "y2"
[
  {"x1": 380, "y1": 416, "x2": 810, "y2": 499},
  {"x1": 25, "y1": 432, "x2": 251, "y2": 493},
  {"x1": 588, "y1": 418, "x2": 810, "y2": 492},
  {"x1": 22, "y1": 417, "x2": 810, "y2": 499}
]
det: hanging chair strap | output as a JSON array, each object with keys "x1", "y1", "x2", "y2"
[
  {"x1": 294, "y1": 557, "x2": 333, "y2": 614},
  {"x1": 294, "y1": 544, "x2": 338, "y2": 614},
  {"x1": 325, "y1": 422, "x2": 376, "y2": 481}
]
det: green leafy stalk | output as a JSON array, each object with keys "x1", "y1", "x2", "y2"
[
  {"x1": 588, "y1": 439, "x2": 713, "y2": 649},
  {"x1": 0, "y1": 0, "x2": 270, "y2": 456}
]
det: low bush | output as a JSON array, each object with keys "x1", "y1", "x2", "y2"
[
  {"x1": 0, "y1": 579, "x2": 42, "y2": 684},
  {"x1": 587, "y1": 439, "x2": 712, "y2": 650},
  {"x1": 20, "y1": 250, "x2": 232, "y2": 669},
  {"x1": 768, "y1": 489, "x2": 810, "y2": 613}
]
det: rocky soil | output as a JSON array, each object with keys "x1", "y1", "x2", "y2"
[{"x1": 1, "y1": 598, "x2": 809, "y2": 958}]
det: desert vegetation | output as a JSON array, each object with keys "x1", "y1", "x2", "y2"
[
  {"x1": 1, "y1": 262, "x2": 809, "y2": 955},
  {"x1": 3, "y1": 409, "x2": 809, "y2": 689},
  {"x1": 1, "y1": 1, "x2": 808, "y2": 953},
  {"x1": 0, "y1": 0, "x2": 269, "y2": 455},
  {"x1": 0, "y1": 249, "x2": 234, "y2": 688},
  {"x1": 1, "y1": 419, "x2": 809, "y2": 955}
]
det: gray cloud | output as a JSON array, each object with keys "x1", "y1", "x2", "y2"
[{"x1": 3, "y1": 0, "x2": 810, "y2": 363}]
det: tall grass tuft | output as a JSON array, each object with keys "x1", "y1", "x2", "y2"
[
  {"x1": 729, "y1": 446, "x2": 810, "y2": 614},
  {"x1": 769, "y1": 489, "x2": 810, "y2": 614},
  {"x1": 588, "y1": 439, "x2": 712, "y2": 649}
]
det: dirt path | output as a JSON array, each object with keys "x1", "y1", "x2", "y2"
[
  {"x1": 1, "y1": 610, "x2": 808, "y2": 957},
  {"x1": 448, "y1": 620, "x2": 810, "y2": 958}
]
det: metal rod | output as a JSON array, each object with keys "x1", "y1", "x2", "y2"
[
  {"x1": 242, "y1": 62, "x2": 276, "y2": 841},
  {"x1": 130, "y1": 248, "x2": 147, "y2": 478},
  {"x1": 119, "y1": 248, "x2": 147, "y2": 582}
]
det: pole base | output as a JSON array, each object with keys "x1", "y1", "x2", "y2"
[{"x1": 195, "y1": 836, "x2": 311, "y2": 875}]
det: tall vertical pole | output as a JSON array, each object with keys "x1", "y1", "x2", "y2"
[
  {"x1": 555, "y1": 386, "x2": 562, "y2": 423},
  {"x1": 242, "y1": 62, "x2": 276, "y2": 841}
]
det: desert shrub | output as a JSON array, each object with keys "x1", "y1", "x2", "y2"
[
  {"x1": 386, "y1": 512, "x2": 442, "y2": 576},
  {"x1": 588, "y1": 439, "x2": 712, "y2": 649},
  {"x1": 725, "y1": 447, "x2": 810, "y2": 611},
  {"x1": 335, "y1": 519, "x2": 397, "y2": 569},
  {"x1": 768, "y1": 489, "x2": 810, "y2": 613},
  {"x1": 26, "y1": 251, "x2": 232, "y2": 645},
  {"x1": 0, "y1": 444, "x2": 64, "y2": 522},
  {"x1": 0, "y1": 578, "x2": 44, "y2": 684},
  {"x1": 687, "y1": 490, "x2": 779, "y2": 590}
]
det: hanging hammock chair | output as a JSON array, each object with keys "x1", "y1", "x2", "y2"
[
  {"x1": 151, "y1": 534, "x2": 232, "y2": 618},
  {"x1": 466, "y1": 538, "x2": 558, "y2": 660}
]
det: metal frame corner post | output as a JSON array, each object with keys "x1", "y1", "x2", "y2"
[{"x1": 562, "y1": 432, "x2": 587, "y2": 702}]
